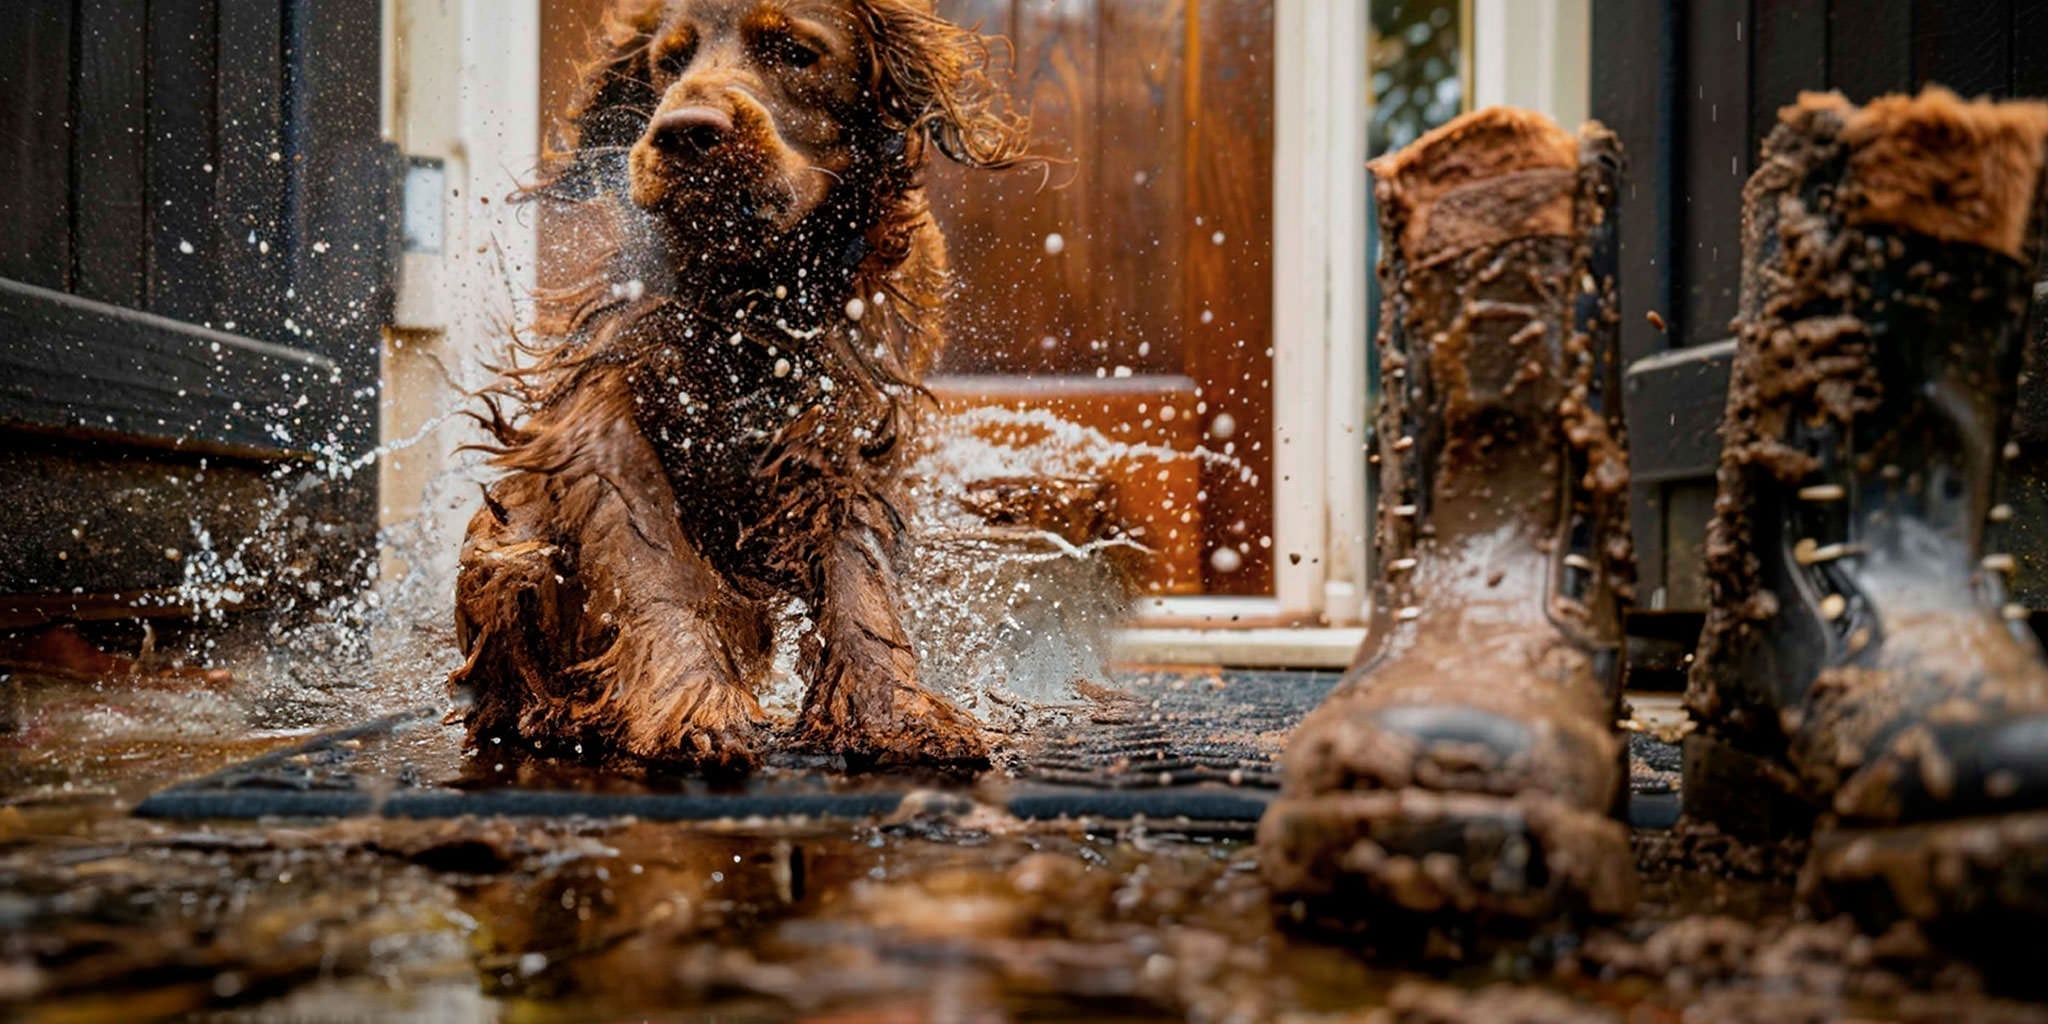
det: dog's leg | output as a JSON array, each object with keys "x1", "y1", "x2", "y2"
[
  {"x1": 794, "y1": 504, "x2": 988, "y2": 767},
  {"x1": 450, "y1": 385, "x2": 771, "y2": 771},
  {"x1": 569, "y1": 462, "x2": 774, "y2": 771},
  {"x1": 449, "y1": 469, "x2": 585, "y2": 749}
]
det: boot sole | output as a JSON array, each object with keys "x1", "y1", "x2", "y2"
[
  {"x1": 1806, "y1": 809, "x2": 2048, "y2": 942},
  {"x1": 1680, "y1": 731, "x2": 1818, "y2": 839},
  {"x1": 1257, "y1": 788, "x2": 1636, "y2": 933},
  {"x1": 1686, "y1": 732, "x2": 2048, "y2": 955}
]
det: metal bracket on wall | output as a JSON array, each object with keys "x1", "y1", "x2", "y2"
[{"x1": 1622, "y1": 338, "x2": 1735, "y2": 615}]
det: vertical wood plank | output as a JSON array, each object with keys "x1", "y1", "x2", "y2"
[
  {"x1": 74, "y1": 0, "x2": 151, "y2": 308},
  {"x1": 539, "y1": 0, "x2": 613, "y2": 149},
  {"x1": 1829, "y1": 0, "x2": 1911, "y2": 101},
  {"x1": 932, "y1": 0, "x2": 1099, "y2": 376},
  {"x1": 1092, "y1": 0, "x2": 1186, "y2": 375},
  {"x1": 286, "y1": 0, "x2": 395, "y2": 442},
  {"x1": 1751, "y1": 0, "x2": 1827, "y2": 148},
  {"x1": 0, "y1": 1, "x2": 77, "y2": 292},
  {"x1": 149, "y1": 0, "x2": 223, "y2": 324},
  {"x1": 927, "y1": 0, "x2": 1023, "y2": 373},
  {"x1": 1595, "y1": 0, "x2": 1682, "y2": 601},
  {"x1": 1182, "y1": 0, "x2": 1274, "y2": 594},
  {"x1": 2016, "y1": 0, "x2": 2048, "y2": 98},
  {"x1": 215, "y1": 0, "x2": 288, "y2": 341},
  {"x1": 1911, "y1": 0, "x2": 2010, "y2": 98},
  {"x1": 1015, "y1": 0, "x2": 1098, "y2": 373},
  {"x1": 536, "y1": 0, "x2": 616, "y2": 293},
  {"x1": 1680, "y1": 0, "x2": 1750, "y2": 348},
  {"x1": 1591, "y1": 0, "x2": 1679, "y2": 368}
]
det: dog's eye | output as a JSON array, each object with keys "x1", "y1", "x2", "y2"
[
  {"x1": 761, "y1": 33, "x2": 820, "y2": 70},
  {"x1": 656, "y1": 39, "x2": 697, "y2": 77}
]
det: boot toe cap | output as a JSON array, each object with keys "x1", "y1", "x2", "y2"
[
  {"x1": 1837, "y1": 713, "x2": 2048, "y2": 822},
  {"x1": 1282, "y1": 699, "x2": 1617, "y2": 809}
]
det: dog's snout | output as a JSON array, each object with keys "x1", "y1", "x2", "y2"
[{"x1": 649, "y1": 105, "x2": 735, "y2": 154}]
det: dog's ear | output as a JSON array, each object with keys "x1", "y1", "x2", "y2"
[
  {"x1": 531, "y1": 0, "x2": 667, "y2": 201},
  {"x1": 857, "y1": 0, "x2": 1031, "y2": 170}
]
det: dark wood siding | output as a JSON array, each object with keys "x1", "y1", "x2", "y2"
[
  {"x1": 0, "y1": 0, "x2": 397, "y2": 455},
  {"x1": 0, "y1": 0, "x2": 397, "y2": 616},
  {"x1": 1596, "y1": 0, "x2": 2048, "y2": 619}
]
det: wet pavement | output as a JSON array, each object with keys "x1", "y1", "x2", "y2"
[{"x1": 8, "y1": 640, "x2": 2048, "y2": 1022}]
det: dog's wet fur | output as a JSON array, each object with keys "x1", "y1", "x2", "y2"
[{"x1": 449, "y1": 0, "x2": 1030, "y2": 772}]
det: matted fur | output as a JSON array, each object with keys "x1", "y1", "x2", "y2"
[{"x1": 449, "y1": 0, "x2": 1030, "y2": 771}]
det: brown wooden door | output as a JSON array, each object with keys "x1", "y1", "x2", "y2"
[
  {"x1": 536, "y1": 0, "x2": 1276, "y2": 597},
  {"x1": 925, "y1": 0, "x2": 1275, "y2": 596}
]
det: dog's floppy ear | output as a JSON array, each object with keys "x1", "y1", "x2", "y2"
[
  {"x1": 532, "y1": 0, "x2": 667, "y2": 201},
  {"x1": 857, "y1": 0, "x2": 1032, "y2": 169}
]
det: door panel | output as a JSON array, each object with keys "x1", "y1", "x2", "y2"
[
  {"x1": 928, "y1": 0, "x2": 1275, "y2": 595},
  {"x1": 532, "y1": 0, "x2": 1278, "y2": 596}
]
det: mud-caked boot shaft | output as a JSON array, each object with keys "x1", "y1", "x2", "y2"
[
  {"x1": 1258, "y1": 108, "x2": 1637, "y2": 937},
  {"x1": 1685, "y1": 87, "x2": 2048, "y2": 938}
]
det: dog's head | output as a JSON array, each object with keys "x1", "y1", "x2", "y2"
[{"x1": 551, "y1": 0, "x2": 1028, "y2": 260}]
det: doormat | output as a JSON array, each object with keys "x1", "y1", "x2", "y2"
[{"x1": 135, "y1": 670, "x2": 1680, "y2": 830}]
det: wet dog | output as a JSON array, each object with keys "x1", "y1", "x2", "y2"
[{"x1": 449, "y1": 0, "x2": 1029, "y2": 771}]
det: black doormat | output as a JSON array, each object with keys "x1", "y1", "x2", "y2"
[{"x1": 134, "y1": 670, "x2": 1680, "y2": 830}]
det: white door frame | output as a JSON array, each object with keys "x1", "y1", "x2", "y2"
[
  {"x1": 1123, "y1": 0, "x2": 1591, "y2": 667},
  {"x1": 377, "y1": 0, "x2": 540, "y2": 588},
  {"x1": 1118, "y1": 0, "x2": 1371, "y2": 665}
]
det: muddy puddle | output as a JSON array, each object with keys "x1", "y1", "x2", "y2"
[{"x1": 5, "y1": 640, "x2": 2048, "y2": 1024}]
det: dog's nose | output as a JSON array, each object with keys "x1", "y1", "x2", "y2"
[{"x1": 649, "y1": 105, "x2": 734, "y2": 154}]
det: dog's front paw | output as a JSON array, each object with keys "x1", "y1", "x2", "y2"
[
  {"x1": 633, "y1": 683, "x2": 771, "y2": 773},
  {"x1": 797, "y1": 676, "x2": 989, "y2": 770},
  {"x1": 606, "y1": 646, "x2": 772, "y2": 774}
]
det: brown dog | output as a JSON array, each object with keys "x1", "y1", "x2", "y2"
[{"x1": 449, "y1": 0, "x2": 1029, "y2": 771}]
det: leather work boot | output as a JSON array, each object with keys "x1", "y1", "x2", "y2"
[
  {"x1": 1258, "y1": 108, "x2": 1638, "y2": 933},
  {"x1": 1684, "y1": 88, "x2": 2048, "y2": 941}
]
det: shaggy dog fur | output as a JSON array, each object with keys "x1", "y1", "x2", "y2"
[{"x1": 448, "y1": 0, "x2": 1029, "y2": 771}]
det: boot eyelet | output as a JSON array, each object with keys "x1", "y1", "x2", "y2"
[{"x1": 1795, "y1": 541, "x2": 1863, "y2": 566}]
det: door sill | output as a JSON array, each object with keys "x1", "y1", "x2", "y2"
[{"x1": 1111, "y1": 624, "x2": 1365, "y2": 669}]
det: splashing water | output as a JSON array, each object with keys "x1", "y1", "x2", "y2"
[
  {"x1": 886, "y1": 405, "x2": 1249, "y2": 738},
  {"x1": 44, "y1": 337, "x2": 1249, "y2": 762}
]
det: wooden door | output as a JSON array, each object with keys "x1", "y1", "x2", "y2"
[
  {"x1": 536, "y1": 0, "x2": 1276, "y2": 597},
  {"x1": 925, "y1": 0, "x2": 1275, "y2": 596}
]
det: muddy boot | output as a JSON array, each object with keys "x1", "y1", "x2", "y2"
[
  {"x1": 1258, "y1": 109, "x2": 1637, "y2": 934},
  {"x1": 1684, "y1": 88, "x2": 2048, "y2": 942}
]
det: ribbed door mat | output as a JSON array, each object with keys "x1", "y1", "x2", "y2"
[{"x1": 134, "y1": 670, "x2": 1680, "y2": 829}]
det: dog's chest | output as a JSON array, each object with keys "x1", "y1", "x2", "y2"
[{"x1": 627, "y1": 315, "x2": 875, "y2": 509}]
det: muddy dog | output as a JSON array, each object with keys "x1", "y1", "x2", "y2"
[{"x1": 450, "y1": 0, "x2": 1030, "y2": 771}]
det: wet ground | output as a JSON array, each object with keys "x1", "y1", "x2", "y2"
[{"x1": 7, "y1": 630, "x2": 2048, "y2": 1023}]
